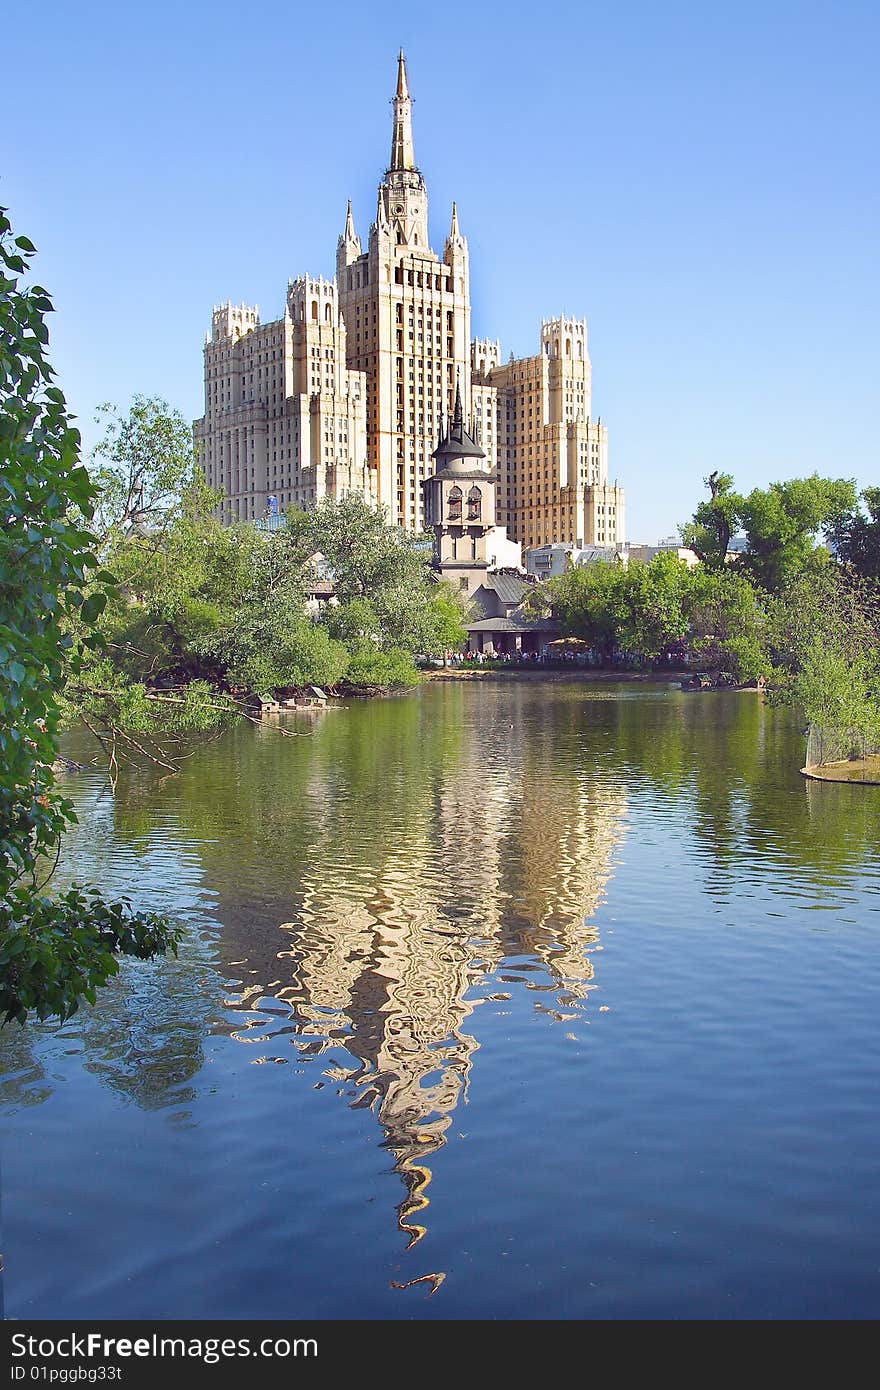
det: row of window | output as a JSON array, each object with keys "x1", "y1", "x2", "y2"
[{"x1": 393, "y1": 267, "x2": 453, "y2": 290}]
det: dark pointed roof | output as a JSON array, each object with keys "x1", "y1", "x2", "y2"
[{"x1": 431, "y1": 381, "x2": 487, "y2": 473}]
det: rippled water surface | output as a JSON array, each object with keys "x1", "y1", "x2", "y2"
[{"x1": 2, "y1": 678, "x2": 880, "y2": 1320}]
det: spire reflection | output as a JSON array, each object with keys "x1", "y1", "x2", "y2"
[{"x1": 219, "y1": 684, "x2": 628, "y2": 1251}]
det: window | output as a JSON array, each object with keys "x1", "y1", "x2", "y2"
[{"x1": 448, "y1": 485, "x2": 462, "y2": 521}]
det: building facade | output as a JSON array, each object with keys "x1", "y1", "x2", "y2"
[
  {"x1": 524, "y1": 541, "x2": 624, "y2": 581},
  {"x1": 195, "y1": 280, "x2": 372, "y2": 522},
  {"x1": 482, "y1": 319, "x2": 624, "y2": 552},
  {"x1": 195, "y1": 52, "x2": 625, "y2": 547}
]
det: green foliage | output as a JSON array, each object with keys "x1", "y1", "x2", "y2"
[
  {"x1": 737, "y1": 474, "x2": 857, "y2": 591},
  {"x1": 219, "y1": 609, "x2": 349, "y2": 696},
  {"x1": 768, "y1": 569, "x2": 880, "y2": 754},
  {"x1": 0, "y1": 887, "x2": 177, "y2": 1025},
  {"x1": 674, "y1": 469, "x2": 873, "y2": 704},
  {"x1": 681, "y1": 470, "x2": 858, "y2": 591},
  {"x1": 61, "y1": 487, "x2": 248, "y2": 771},
  {"x1": 686, "y1": 568, "x2": 770, "y2": 682},
  {"x1": 73, "y1": 478, "x2": 444, "y2": 710},
  {"x1": 545, "y1": 560, "x2": 623, "y2": 657},
  {"x1": 617, "y1": 552, "x2": 692, "y2": 660},
  {"x1": 89, "y1": 394, "x2": 211, "y2": 543},
  {"x1": 794, "y1": 642, "x2": 880, "y2": 757},
  {"x1": 547, "y1": 552, "x2": 691, "y2": 662},
  {"x1": 188, "y1": 521, "x2": 343, "y2": 693},
  {"x1": 286, "y1": 493, "x2": 425, "y2": 603},
  {"x1": 0, "y1": 206, "x2": 179, "y2": 1024},
  {"x1": 286, "y1": 493, "x2": 450, "y2": 664},
  {"x1": 96, "y1": 513, "x2": 260, "y2": 684},
  {"x1": 827, "y1": 487, "x2": 880, "y2": 580},
  {"x1": 427, "y1": 581, "x2": 471, "y2": 653},
  {"x1": 278, "y1": 494, "x2": 460, "y2": 682},
  {"x1": 343, "y1": 641, "x2": 421, "y2": 690},
  {"x1": 680, "y1": 471, "x2": 743, "y2": 570}
]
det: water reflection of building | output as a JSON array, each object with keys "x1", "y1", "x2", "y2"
[
  {"x1": 218, "y1": 686, "x2": 628, "y2": 1249},
  {"x1": 276, "y1": 894, "x2": 480, "y2": 1246}
]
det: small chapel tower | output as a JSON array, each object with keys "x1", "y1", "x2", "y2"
[{"x1": 422, "y1": 380, "x2": 497, "y2": 597}]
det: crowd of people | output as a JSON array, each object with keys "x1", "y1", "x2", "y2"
[{"x1": 438, "y1": 647, "x2": 605, "y2": 667}]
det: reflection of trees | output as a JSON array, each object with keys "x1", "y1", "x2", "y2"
[
  {"x1": 0, "y1": 1025, "x2": 51, "y2": 1111},
  {"x1": 70, "y1": 944, "x2": 220, "y2": 1113},
  {"x1": 0, "y1": 759, "x2": 225, "y2": 1115},
  {"x1": 608, "y1": 689, "x2": 880, "y2": 892},
  {"x1": 0, "y1": 939, "x2": 219, "y2": 1119}
]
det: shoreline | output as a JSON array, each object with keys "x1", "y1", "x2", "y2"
[
  {"x1": 422, "y1": 667, "x2": 690, "y2": 683},
  {"x1": 801, "y1": 755, "x2": 880, "y2": 785}
]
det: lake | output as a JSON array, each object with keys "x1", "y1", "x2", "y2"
[{"x1": 2, "y1": 677, "x2": 879, "y2": 1320}]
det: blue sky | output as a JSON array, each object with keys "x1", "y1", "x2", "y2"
[{"x1": 5, "y1": 0, "x2": 877, "y2": 542}]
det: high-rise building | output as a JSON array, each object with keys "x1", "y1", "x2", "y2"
[
  {"x1": 194, "y1": 280, "x2": 371, "y2": 522},
  {"x1": 481, "y1": 319, "x2": 624, "y2": 552},
  {"x1": 194, "y1": 52, "x2": 625, "y2": 548}
]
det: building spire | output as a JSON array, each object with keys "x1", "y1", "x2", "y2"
[
  {"x1": 396, "y1": 48, "x2": 410, "y2": 99},
  {"x1": 337, "y1": 197, "x2": 361, "y2": 265},
  {"x1": 453, "y1": 372, "x2": 463, "y2": 427},
  {"x1": 450, "y1": 201, "x2": 460, "y2": 238},
  {"x1": 389, "y1": 50, "x2": 416, "y2": 171}
]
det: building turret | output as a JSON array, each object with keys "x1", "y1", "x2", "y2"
[
  {"x1": 336, "y1": 199, "x2": 362, "y2": 279},
  {"x1": 443, "y1": 196, "x2": 469, "y2": 312}
]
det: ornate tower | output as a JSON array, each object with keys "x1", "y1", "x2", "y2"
[
  {"x1": 380, "y1": 50, "x2": 429, "y2": 251},
  {"x1": 335, "y1": 52, "x2": 474, "y2": 533},
  {"x1": 422, "y1": 381, "x2": 497, "y2": 597}
]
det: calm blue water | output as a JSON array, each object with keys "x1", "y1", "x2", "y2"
[{"x1": 2, "y1": 678, "x2": 879, "y2": 1319}]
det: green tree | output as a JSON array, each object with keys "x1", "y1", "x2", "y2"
[
  {"x1": 428, "y1": 580, "x2": 471, "y2": 656},
  {"x1": 795, "y1": 642, "x2": 880, "y2": 762},
  {"x1": 769, "y1": 568, "x2": 880, "y2": 762},
  {"x1": 546, "y1": 554, "x2": 691, "y2": 664},
  {"x1": 286, "y1": 493, "x2": 427, "y2": 604},
  {"x1": 211, "y1": 567, "x2": 349, "y2": 695},
  {"x1": 287, "y1": 493, "x2": 459, "y2": 674},
  {"x1": 65, "y1": 459, "x2": 248, "y2": 774},
  {"x1": 680, "y1": 471, "x2": 743, "y2": 570},
  {"x1": 94, "y1": 513, "x2": 251, "y2": 683},
  {"x1": 0, "y1": 207, "x2": 177, "y2": 1024},
  {"x1": 738, "y1": 473, "x2": 857, "y2": 592},
  {"x1": 89, "y1": 395, "x2": 205, "y2": 542},
  {"x1": 827, "y1": 486, "x2": 880, "y2": 580},
  {"x1": 686, "y1": 568, "x2": 769, "y2": 682},
  {"x1": 617, "y1": 552, "x2": 692, "y2": 661},
  {"x1": 545, "y1": 560, "x2": 625, "y2": 659}
]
